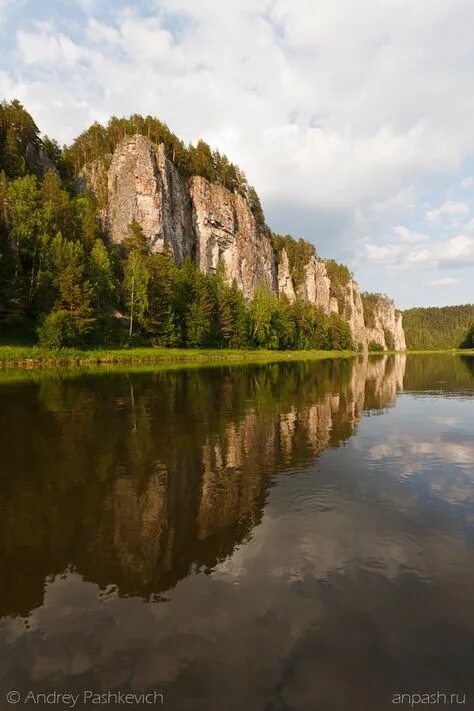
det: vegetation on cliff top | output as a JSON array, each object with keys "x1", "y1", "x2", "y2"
[
  {"x1": 67, "y1": 113, "x2": 253, "y2": 197},
  {"x1": 360, "y1": 291, "x2": 394, "y2": 329},
  {"x1": 325, "y1": 260, "x2": 352, "y2": 314},
  {"x1": 271, "y1": 233, "x2": 316, "y2": 288}
]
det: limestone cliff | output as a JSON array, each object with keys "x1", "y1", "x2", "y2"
[
  {"x1": 189, "y1": 176, "x2": 276, "y2": 299},
  {"x1": 277, "y1": 248, "x2": 297, "y2": 302},
  {"x1": 81, "y1": 133, "x2": 406, "y2": 349},
  {"x1": 297, "y1": 255, "x2": 331, "y2": 311},
  {"x1": 345, "y1": 280, "x2": 368, "y2": 350},
  {"x1": 363, "y1": 294, "x2": 407, "y2": 351},
  {"x1": 105, "y1": 135, "x2": 194, "y2": 263}
]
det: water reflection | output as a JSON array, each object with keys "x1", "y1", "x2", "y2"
[{"x1": 0, "y1": 354, "x2": 473, "y2": 710}]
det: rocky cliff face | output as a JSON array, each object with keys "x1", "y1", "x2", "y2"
[
  {"x1": 106, "y1": 135, "x2": 194, "y2": 263},
  {"x1": 297, "y1": 255, "x2": 331, "y2": 311},
  {"x1": 277, "y1": 249, "x2": 297, "y2": 302},
  {"x1": 365, "y1": 297, "x2": 407, "y2": 351},
  {"x1": 81, "y1": 134, "x2": 406, "y2": 350},
  {"x1": 189, "y1": 176, "x2": 276, "y2": 299},
  {"x1": 344, "y1": 280, "x2": 368, "y2": 350}
]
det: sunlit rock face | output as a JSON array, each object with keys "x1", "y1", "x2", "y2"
[
  {"x1": 106, "y1": 135, "x2": 194, "y2": 263},
  {"x1": 366, "y1": 297, "x2": 407, "y2": 351},
  {"x1": 277, "y1": 248, "x2": 296, "y2": 302},
  {"x1": 297, "y1": 256, "x2": 331, "y2": 312},
  {"x1": 81, "y1": 134, "x2": 405, "y2": 345},
  {"x1": 189, "y1": 176, "x2": 277, "y2": 299},
  {"x1": 344, "y1": 280, "x2": 368, "y2": 350}
]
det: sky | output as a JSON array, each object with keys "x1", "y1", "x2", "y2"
[{"x1": 1, "y1": 0, "x2": 474, "y2": 308}]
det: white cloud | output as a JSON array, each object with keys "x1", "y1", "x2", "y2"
[
  {"x1": 6, "y1": 0, "x2": 474, "y2": 208},
  {"x1": 439, "y1": 234, "x2": 474, "y2": 266},
  {"x1": 461, "y1": 176, "x2": 473, "y2": 189},
  {"x1": 0, "y1": 0, "x2": 15, "y2": 21},
  {"x1": 463, "y1": 217, "x2": 474, "y2": 234},
  {"x1": 86, "y1": 19, "x2": 120, "y2": 46},
  {"x1": 363, "y1": 233, "x2": 474, "y2": 269},
  {"x1": 17, "y1": 29, "x2": 84, "y2": 67},
  {"x1": 364, "y1": 244, "x2": 400, "y2": 263},
  {"x1": 425, "y1": 200, "x2": 470, "y2": 225},
  {"x1": 3, "y1": 0, "x2": 474, "y2": 304},
  {"x1": 393, "y1": 226, "x2": 430, "y2": 244},
  {"x1": 428, "y1": 277, "x2": 459, "y2": 286}
]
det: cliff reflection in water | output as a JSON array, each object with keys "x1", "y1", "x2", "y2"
[{"x1": 0, "y1": 355, "x2": 405, "y2": 617}]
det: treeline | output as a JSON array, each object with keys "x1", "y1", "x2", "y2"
[
  {"x1": 67, "y1": 115, "x2": 267, "y2": 228},
  {"x1": 100, "y1": 223, "x2": 353, "y2": 351},
  {"x1": 0, "y1": 176, "x2": 353, "y2": 350},
  {"x1": 403, "y1": 305, "x2": 474, "y2": 350},
  {"x1": 1, "y1": 99, "x2": 267, "y2": 225},
  {"x1": 0, "y1": 100, "x2": 354, "y2": 352},
  {"x1": 0, "y1": 99, "x2": 63, "y2": 179}
]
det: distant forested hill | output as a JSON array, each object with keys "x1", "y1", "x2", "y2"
[{"x1": 403, "y1": 304, "x2": 474, "y2": 350}]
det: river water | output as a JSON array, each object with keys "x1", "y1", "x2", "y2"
[{"x1": 0, "y1": 354, "x2": 473, "y2": 710}]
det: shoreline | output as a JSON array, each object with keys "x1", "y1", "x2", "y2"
[
  {"x1": 0, "y1": 345, "x2": 472, "y2": 371},
  {"x1": 0, "y1": 346, "x2": 357, "y2": 370}
]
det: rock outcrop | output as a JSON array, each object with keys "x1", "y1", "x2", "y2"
[
  {"x1": 277, "y1": 249, "x2": 297, "y2": 302},
  {"x1": 106, "y1": 135, "x2": 194, "y2": 263},
  {"x1": 189, "y1": 176, "x2": 276, "y2": 299},
  {"x1": 297, "y1": 255, "x2": 331, "y2": 311},
  {"x1": 81, "y1": 133, "x2": 406, "y2": 350},
  {"x1": 365, "y1": 297, "x2": 407, "y2": 351},
  {"x1": 343, "y1": 280, "x2": 368, "y2": 350}
]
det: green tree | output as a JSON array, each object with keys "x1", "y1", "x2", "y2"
[
  {"x1": 89, "y1": 239, "x2": 115, "y2": 314},
  {"x1": 0, "y1": 230, "x2": 23, "y2": 330},
  {"x1": 328, "y1": 313, "x2": 353, "y2": 350},
  {"x1": 123, "y1": 219, "x2": 149, "y2": 254},
  {"x1": 250, "y1": 284, "x2": 280, "y2": 349},
  {"x1": 54, "y1": 235, "x2": 94, "y2": 336},
  {"x1": 146, "y1": 252, "x2": 181, "y2": 346},
  {"x1": 186, "y1": 273, "x2": 217, "y2": 348},
  {"x1": 459, "y1": 323, "x2": 474, "y2": 349},
  {"x1": 403, "y1": 304, "x2": 474, "y2": 350},
  {"x1": 42, "y1": 170, "x2": 73, "y2": 239},
  {"x1": 124, "y1": 250, "x2": 149, "y2": 337},
  {"x1": 7, "y1": 174, "x2": 42, "y2": 305}
]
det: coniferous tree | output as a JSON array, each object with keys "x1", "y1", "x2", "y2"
[
  {"x1": 186, "y1": 273, "x2": 217, "y2": 348},
  {"x1": 250, "y1": 284, "x2": 280, "y2": 349},
  {"x1": 90, "y1": 239, "x2": 115, "y2": 315},
  {"x1": 0, "y1": 230, "x2": 23, "y2": 330},
  {"x1": 146, "y1": 252, "x2": 181, "y2": 346},
  {"x1": 459, "y1": 323, "x2": 474, "y2": 349},
  {"x1": 55, "y1": 236, "x2": 94, "y2": 329}
]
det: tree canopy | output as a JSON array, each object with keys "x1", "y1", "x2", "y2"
[{"x1": 403, "y1": 305, "x2": 474, "y2": 350}]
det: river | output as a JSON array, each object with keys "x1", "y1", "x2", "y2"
[{"x1": 0, "y1": 354, "x2": 473, "y2": 710}]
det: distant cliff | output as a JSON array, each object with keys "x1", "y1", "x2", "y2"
[{"x1": 82, "y1": 133, "x2": 406, "y2": 351}]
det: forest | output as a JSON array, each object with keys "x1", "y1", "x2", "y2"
[
  {"x1": 0, "y1": 99, "x2": 353, "y2": 352},
  {"x1": 403, "y1": 305, "x2": 474, "y2": 350}
]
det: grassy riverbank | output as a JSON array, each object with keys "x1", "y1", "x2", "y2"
[{"x1": 0, "y1": 344, "x2": 359, "y2": 369}]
